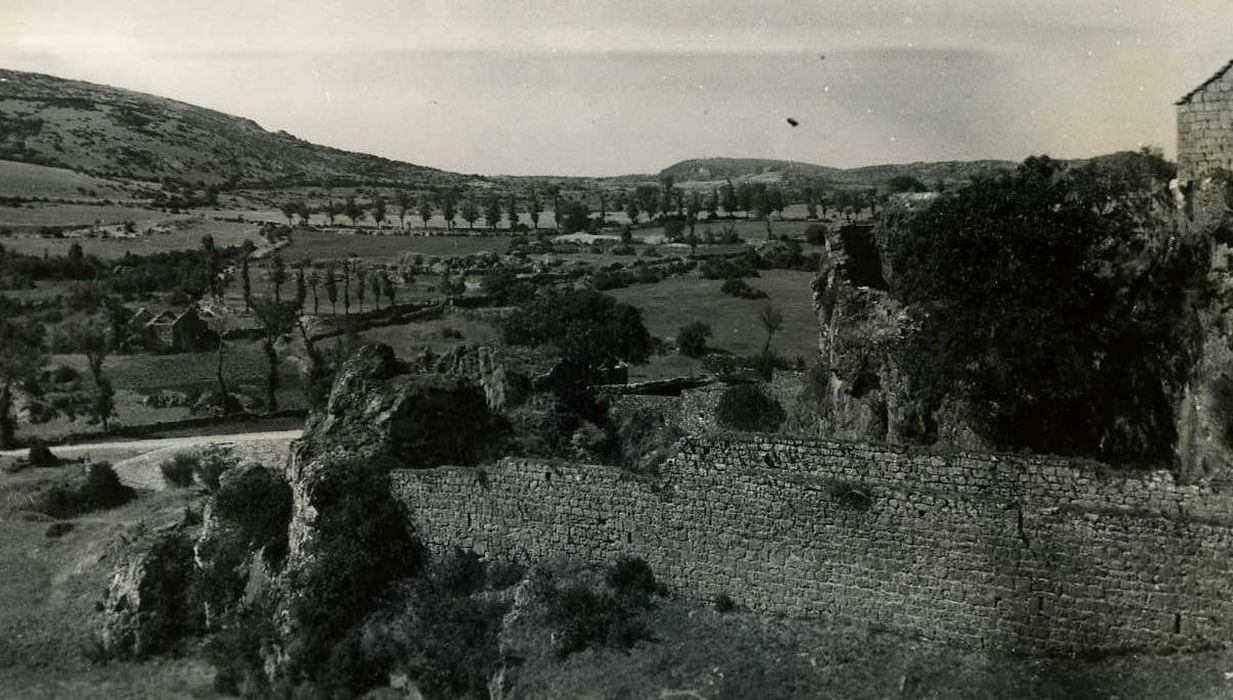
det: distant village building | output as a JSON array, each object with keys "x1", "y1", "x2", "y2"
[
  {"x1": 138, "y1": 306, "x2": 217, "y2": 353},
  {"x1": 1177, "y1": 59, "x2": 1233, "y2": 184}
]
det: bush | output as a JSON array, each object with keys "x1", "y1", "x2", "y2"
[
  {"x1": 887, "y1": 153, "x2": 1204, "y2": 463},
  {"x1": 715, "y1": 384, "x2": 786, "y2": 433},
  {"x1": 720, "y1": 277, "x2": 767, "y2": 299},
  {"x1": 713, "y1": 593, "x2": 736, "y2": 613},
  {"x1": 546, "y1": 583, "x2": 649, "y2": 657},
  {"x1": 35, "y1": 462, "x2": 134, "y2": 519},
  {"x1": 677, "y1": 322, "x2": 712, "y2": 358},
  {"x1": 212, "y1": 464, "x2": 293, "y2": 567},
  {"x1": 431, "y1": 548, "x2": 486, "y2": 597},
  {"x1": 701, "y1": 353, "x2": 737, "y2": 377},
  {"x1": 502, "y1": 290, "x2": 654, "y2": 373},
  {"x1": 804, "y1": 224, "x2": 827, "y2": 245},
  {"x1": 608, "y1": 556, "x2": 662, "y2": 600},
  {"x1": 160, "y1": 453, "x2": 198, "y2": 488},
  {"x1": 193, "y1": 449, "x2": 234, "y2": 491},
  {"x1": 27, "y1": 443, "x2": 60, "y2": 467},
  {"x1": 282, "y1": 459, "x2": 420, "y2": 692},
  {"x1": 700, "y1": 256, "x2": 758, "y2": 280}
]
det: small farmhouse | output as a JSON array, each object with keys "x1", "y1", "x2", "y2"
[{"x1": 141, "y1": 306, "x2": 217, "y2": 353}]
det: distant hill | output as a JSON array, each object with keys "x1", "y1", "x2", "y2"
[
  {"x1": 0, "y1": 68, "x2": 462, "y2": 187},
  {"x1": 657, "y1": 158, "x2": 842, "y2": 183},
  {"x1": 656, "y1": 157, "x2": 1021, "y2": 190}
]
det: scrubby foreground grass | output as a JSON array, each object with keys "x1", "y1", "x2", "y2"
[
  {"x1": 0, "y1": 462, "x2": 220, "y2": 698},
  {"x1": 509, "y1": 600, "x2": 1233, "y2": 700}
]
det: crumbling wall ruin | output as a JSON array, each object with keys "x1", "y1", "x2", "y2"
[{"x1": 393, "y1": 433, "x2": 1233, "y2": 656}]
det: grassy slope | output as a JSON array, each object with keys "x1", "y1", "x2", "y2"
[
  {"x1": 512, "y1": 600, "x2": 1233, "y2": 700},
  {"x1": 0, "y1": 466, "x2": 220, "y2": 698},
  {"x1": 0, "y1": 218, "x2": 262, "y2": 258},
  {"x1": 0, "y1": 68, "x2": 456, "y2": 187},
  {"x1": 0, "y1": 160, "x2": 154, "y2": 202}
]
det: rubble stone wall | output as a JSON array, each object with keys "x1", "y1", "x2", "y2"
[
  {"x1": 1178, "y1": 64, "x2": 1233, "y2": 182},
  {"x1": 391, "y1": 434, "x2": 1233, "y2": 655}
]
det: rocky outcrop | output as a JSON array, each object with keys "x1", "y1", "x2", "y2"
[
  {"x1": 810, "y1": 223, "x2": 985, "y2": 448},
  {"x1": 297, "y1": 344, "x2": 502, "y2": 470},
  {"x1": 417, "y1": 344, "x2": 540, "y2": 412},
  {"x1": 1173, "y1": 178, "x2": 1233, "y2": 481},
  {"x1": 97, "y1": 521, "x2": 199, "y2": 659}
]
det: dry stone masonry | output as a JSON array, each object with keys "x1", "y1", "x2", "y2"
[
  {"x1": 392, "y1": 434, "x2": 1233, "y2": 656},
  {"x1": 1178, "y1": 59, "x2": 1233, "y2": 183}
]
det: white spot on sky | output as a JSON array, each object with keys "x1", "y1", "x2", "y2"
[{"x1": 823, "y1": 85, "x2": 830, "y2": 93}]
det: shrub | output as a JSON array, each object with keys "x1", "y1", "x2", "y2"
[
  {"x1": 713, "y1": 593, "x2": 736, "y2": 613},
  {"x1": 193, "y1": 449, "x2": 234, "y2": 491},
  {"x1": 547, "y1": 583, "x2": 649, "y2": 657},
  {"x1": 715, "y1": 384, "x2": 786, "y2": 433},
  {"x1": 212, "y1": 464, "x2": 293, "y2": 567},
  {"x1": 701, "y1": 353, "x2": 737, "y2": 377},
  {"x1": 700, "y1": 256, "x2": 758, "y2": 280},
  {"x1": 804, "y1": 224, "x2": 827, "y2": 245},
  {"x1": 283, "y1": 459, "x2": 420, "y2": 692},
  {"x1": 27, "y1": 443, "x2": 60, "y2": 468},
  {"x1": 720, "y1": 277, "x2": 767, "y2": 299},
  {"x1": 887, "y1": 153, "x2": 1204, "y2": 463},
  {"x1": 431, "y1": 548, "x2": 486, "y2": 597},
  {"x1": 35, "y1": 462, "x2": 134, "y2": 519},
  {"x1": 160, "y1": 452, "x2": 199, "y2": 488},
  {"x1": 676, "y1": 322, "x2": 712, "y2": 358},
  {"x1": 608, "y1": 556, "x2": 662, "y2": 600},
  {"x1": 83, "y1": 462, "x2": 134, "y2": 510},
  {"x1": 439, "y1": 326, "x2": 463, "y2": 340},
  {"x1": 502, "y1": 290, "x2": 654, "y2": 373}
]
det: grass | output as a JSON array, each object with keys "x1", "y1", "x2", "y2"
[
  {"x1": 278, "y1": 228, "x2": 518, "y2": 261},
  {"x1": 607, "y1": 269, "x2": 819, "y2": 367},
  {"x1": 0, "y1": 218, "x2": 261, "y2": 259},
  {"x1": 507, "y1": 599, "x2": 1233, "y2": 700},
  {"x1": 350, "y1": 314, "x2": 501, "y2": 356},
  {"x1": 0, "y1": 202, "x2": 179, "y2": 233},
  {"x1": 0, "y1": 160, "x2": 152, "y2": 202},
  {"x1": 0, "y1": 456, "x2": 221, "y2": 697}
]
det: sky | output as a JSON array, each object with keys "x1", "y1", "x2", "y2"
[{"x1": 2, "y1": 1, "x2": 1232, "y2": 176}]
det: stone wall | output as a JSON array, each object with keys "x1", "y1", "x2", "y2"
[
  {"x1": 1178, "y1": 61, "x2": 1233, "y2": 182},
  {"x1": 391, "y1": 434, "x2": 1233, "y2": 656}
]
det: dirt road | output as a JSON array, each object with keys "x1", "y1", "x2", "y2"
[{"x1": 0, "y1": 430, "x2": 302, "y2": 490}]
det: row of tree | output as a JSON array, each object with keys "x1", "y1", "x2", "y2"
[{"x1": 274, "y1": 179, "x2": 896, "y2": 233}]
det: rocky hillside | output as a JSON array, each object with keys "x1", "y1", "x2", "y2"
[{"x1": 0, "y1": 68, "x2": 461, "y2": 187}]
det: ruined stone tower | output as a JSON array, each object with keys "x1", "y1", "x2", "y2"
[{"x1": 1177, "y1": 59, "x2": 1233, "y2": 184}]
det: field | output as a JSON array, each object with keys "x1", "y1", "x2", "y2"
[
  {"x1": 0, "y1": 202, "x2": 185, "y2": 234},
  {"x1": 1, "y1": 218, "x2": 262, "y2": 259},
  {"x1": 22, "y1": 343, "x2": 308, "y2": 442},
  {"x1": 0, "y1": 160, "x2": 153, "y2": 202},
  {"x1": 278, "y1": 228, "x2": 518, "y2": 261},
  {"x1": 607, "y1": 269, "x2": 820, "y2": 379},
  {"x1": 350, "y1": 313, "x2": 501, "y2": 356}
]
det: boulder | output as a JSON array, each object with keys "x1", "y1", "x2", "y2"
[{"x1": 97, "y1": 524, "x2": 198, "y2": 658}]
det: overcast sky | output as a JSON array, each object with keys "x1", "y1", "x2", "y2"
[{"x1": 3, "y1": 1, "x2": 1232, "y2": 175}]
